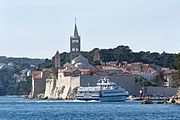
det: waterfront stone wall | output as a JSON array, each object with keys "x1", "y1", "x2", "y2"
[
  {"x1": 60, "y1": 76, "x2": 80, "y2": 91},
  {"x1": 43, "y1": 75, "x2": 80, "y2": 99},
  {"x1": 60, "y1": 76, "x2": 80, "y2": 99},
  {"x1": 31, "y1": 79, "x2": 46, "y2": 98},
  {"x1": 145, "y1": 86, "x2": 177, "y2": 97},
  {"x1": 44, "y1": 79, "x2": 56, "y2": 98},
  {"x1": 32, "y1": 74, "x2": 178, "y2": 99}
]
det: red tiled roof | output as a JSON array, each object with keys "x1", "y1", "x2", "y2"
[
  {"x1": 32, "y1": 71, "x2": 42, "y2": 79},
  {"x1": 43, "y1": 68, "x2": 52, "y2": 72}
]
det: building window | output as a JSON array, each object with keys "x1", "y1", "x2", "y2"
[
  {"x1": 76, "y1": 48, "x2": 79, "y2": 51},
  {"x1": 72, "y1": 48, "x2": 75, "y2": 51},
  {"x1": 72, "y1": 40, "x2": 78, "y2": 43}
]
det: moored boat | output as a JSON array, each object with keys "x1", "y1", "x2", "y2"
[{"x1": 76, "y1": 77, "x2": 129, "y2": 102}]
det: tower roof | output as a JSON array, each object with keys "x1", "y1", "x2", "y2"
[
  {"x1": 55, "y1": 50, "x2": 59, "y2": 55},
  {"x1": 74, "y1": 23, "x2": 79, "y2": 37},
  {"x1": 73, "y1": 18, "x2": 79, "y2": 37}
]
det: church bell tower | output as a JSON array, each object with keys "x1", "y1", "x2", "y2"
[{"x1": 70, "y1": 19, "x2": 81, "y2": 61}]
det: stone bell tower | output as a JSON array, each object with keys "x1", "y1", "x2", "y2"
[
  {"x1": 54, "y1": 51, "x2": 61, "y2": 68},
  {"x1": 70, "y1": 18, "x2": 81, "y2": 61}
]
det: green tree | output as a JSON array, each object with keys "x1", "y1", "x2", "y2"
[
  {"x1": 60, "y1": 52, "x2": 70, "y2": 66},
  {"x1": 17, "y1": 76, "x2": 32, "y2": 95},
  {"x1": 172, "y1": 53, "x2": 180, "y2": 87},
  {"x1": 38, "y1": 59, "x2": 53, "y2": 70},
  {"x1": 135, "y1": 76, "x2": 153, "y2": 87},
  {"x1": 151, "y1": 73, "x2": 165, "y2": 87}
]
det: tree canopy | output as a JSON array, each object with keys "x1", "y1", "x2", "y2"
[
  {"x1": 80, "y1": 45, "x2": 175, "y2": 68},
  {"x1": 50, "y1": 45, "x2": 176, "y2": 68},
  {"x1": 172, "y1": 53, "x2": 180, "y2": 87}
]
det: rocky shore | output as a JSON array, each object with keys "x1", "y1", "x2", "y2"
[{"x1": 166, "y1": 87, "x2": 180, "y2": 104}]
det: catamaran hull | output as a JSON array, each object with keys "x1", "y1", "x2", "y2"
[
  {"x1": 76, "y1": 95, "x2": 127, "y2": 102},
  {"x1": 100, "y1": 95, "x2": 127, "y2": 102},
  {"x1": 76, "y1": 96, "x2": 100, "y2": 101}
]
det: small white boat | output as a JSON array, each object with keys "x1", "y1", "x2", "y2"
[{"x1": 76, "y1": 77, "x2": 129, "y2": 102}]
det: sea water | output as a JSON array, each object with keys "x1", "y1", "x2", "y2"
[{"x1": 0, "y1": 96, "x2": 180, "y2": 120}]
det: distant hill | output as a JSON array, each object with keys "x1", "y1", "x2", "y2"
[
  {"x1": 59, "y1": 45, "x2": 177, "y2": 68},
  {"x1": 0, "y1": 56, "x2": 44, "y2": 95},
  {"x1": 0, "y1": 56, "x2": 44, "y2": 66},
  {"x1": 0, "y1": 45, "x2": 177, "y2": 69}
]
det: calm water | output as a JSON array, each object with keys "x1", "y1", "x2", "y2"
[{"x1": 0, "y1": 96, "x2": 180, "y2": 120}]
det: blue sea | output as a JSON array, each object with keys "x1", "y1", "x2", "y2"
[{"x1": 0, "y1": 96, "x2": 180, "y2": 120}]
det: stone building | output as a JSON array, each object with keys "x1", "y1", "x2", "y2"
[
  {"x1": 30, "y1": 69, "x2": 52, "y2": 98},
  {"x1": 71, "y1": 55, "x2": 95, "y2": 70},
  {"x1": 93, "y1": 49, "x2": 101, "y2": 62},
  {"x1": 54, "y1": 51, "x2": 61, "y2": 68},
  {"x1": 30, "y1": 71, "x2": 44, "y2": 98},
  {"x1": 70, "y1": 22, "x2": 81, "y2": 61}
]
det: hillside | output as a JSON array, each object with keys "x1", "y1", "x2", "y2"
[
  {"x1": 60, "y1": 45, "x2": 176, "y2": 68},
  {"x1": 0, "y1": 57, "x2": 44, "y2": 95}
]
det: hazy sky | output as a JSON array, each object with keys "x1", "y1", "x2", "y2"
[{"x1": 0, "y1": 0, "x2": 179, "y2": 58}]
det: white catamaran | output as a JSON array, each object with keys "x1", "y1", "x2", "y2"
[{"x1": 76, "y1": 77, "x2": 129, "y2": 102}]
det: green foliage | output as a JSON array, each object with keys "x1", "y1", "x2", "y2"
[
  {"x1": 133, "y1": 51, "x2": 175, "y2": 68},
  {"x1": 93, "y1": 61, "x2": 101, "y2": 66},
  {"x1": 151, "y1": 73, "x2": 165, "y2": 87},
  {"x1": 0, "y1": 69, "x2": 16, "y2": 95},
  {"x1": 60, "y1": 52, "x2": 70, "y2": 66},
  {"x1": 0, "y1": 57, "x2": 43, "y2": 66},
  {"x1": 173, "y1": 53, "x2": 180, "y2": 70},
  {"x1": 81, "y1": 51, "x2": 94, "y2": 64},
  {"x1": 0, "y1": 69, "x2": 32, "y2": 95},
  {"x1": 38, "y1": 45, "x2": 176, "y2": 69},
  {"x1": 135, "y1": 76, "x2": 153, "y2": 87},
  {"x1": 57, "y1": 45, "x2": 175, "y2": 68},
  {"x1": 38, "y1": 59, "x2": 53, "y2": 70},
  {"x1": 172, "y1": 53, "x2": 180, "y2": 87},
  {"x1": 17, "y1": 76, "x2": 32, "y2": 95}
]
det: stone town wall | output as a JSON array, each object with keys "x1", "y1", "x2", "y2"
[
  {"x1": 60, "y1": 76, "x2": 80, "y2": 91},
  {"x1": 31, "y1": 79, "x2": 46, "y2": 98},
  {"x1": 145, "y1": 86, "x2": 177, "y2": 97},
  {"x1": 43, "y1": 76, "x2": 80, "y2": 99},
  {"x1": 36, "y1": 74, "x2": 178, "y2": 99},
  {"x1": 60, "y1": 76, "x2": 80, "y2": 99},
  {"x1": 44, "y1": 79, "x2": 56, "y2": 98}
]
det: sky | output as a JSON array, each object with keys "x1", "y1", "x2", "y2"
[{"x1": 0, "y1": 0, "x2": 179, "y2": 59}]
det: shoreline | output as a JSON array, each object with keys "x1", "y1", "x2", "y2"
[{"x1": 1, "y1": 95, "x2": 180, "y2": 105}]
